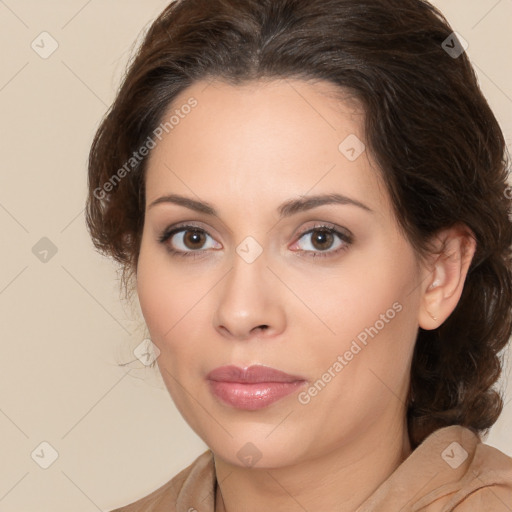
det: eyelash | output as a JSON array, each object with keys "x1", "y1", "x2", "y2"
[{"x1": 157, "y1": 222, "x2": 353, "y2": 260}]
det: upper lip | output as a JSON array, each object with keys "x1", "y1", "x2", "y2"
[{"x1": 206, "y1": 365, "x2": 306, "y2": 383}]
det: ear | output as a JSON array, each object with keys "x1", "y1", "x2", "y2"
[{"x1": 418, "y1": 224, "x2": 477, "y2": 330}]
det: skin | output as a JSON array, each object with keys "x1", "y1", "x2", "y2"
[{"x1": 136, "y1": 78, "x2": 476, "y2": 512}]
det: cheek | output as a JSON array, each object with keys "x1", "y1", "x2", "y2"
[
  {"x1": 136, "y1": 250, "x2": 171, "y2": 335},
  {"x1": 302, "y1": 244, "x2": 419, "y2": 368},
  {"x1": 309, "y1": 263, "x2": 405, "y2": 328},
  {"x1": 294, "y1": 269, "x2": 418, "y2": 428},
  {"x1": 136, "y1": 242, "x2": 219, "y2": 379},
  {"x1": 136, "y1": 243, "x2": 198, "y2": 342},
  {"x1": 136, "y1": 248, "x2": 215, "y2": 433}
]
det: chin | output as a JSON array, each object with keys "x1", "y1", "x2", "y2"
[{"x1": 200, "y1": 424, "x2": 307, "y2": 469}]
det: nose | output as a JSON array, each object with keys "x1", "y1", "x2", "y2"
[{"x1": 212, "y1": 248, "x2": 286, "y2": 341}]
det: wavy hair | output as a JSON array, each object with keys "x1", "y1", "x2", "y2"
[{"x1": 85, "y1": 0, "x2": 512, "y2": 449}]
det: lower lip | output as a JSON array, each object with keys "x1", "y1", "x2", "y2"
[{"x1": 208, "y1": 380, "x2": 306, "y2": 410}]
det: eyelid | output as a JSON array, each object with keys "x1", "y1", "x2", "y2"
[
  {"x1": 158, "y1": 221, "x2": 214, "y2": 241},
  {"x1": 295, "y1": 221, "x2": 352, "y2": 240}
]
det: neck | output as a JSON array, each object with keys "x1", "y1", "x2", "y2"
[{"x1": 214, "y1": 418, "x2": 412, "y2": 512}]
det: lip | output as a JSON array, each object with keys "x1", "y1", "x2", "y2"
[
  {"x1": 207, "y1": 365, "x2": 305, "y2": 383},
  {"x1": 206, "y1": 365, "x2": 307, "y2": 410}
]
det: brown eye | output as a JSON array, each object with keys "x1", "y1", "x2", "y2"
[
  {"x1": 182, "y1": 229, "x2": 207, "y2": 250},
  {"x1": 309, "y1": 229, "x2": 335, "y2": 251},
  {"x1": 293, "y1": 224, "x2": 353, "y2": 259},
  {"x1": 158, "y1": 225, "x2": 222, "y2": 258}
]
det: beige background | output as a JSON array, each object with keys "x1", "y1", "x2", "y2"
[{"x1": 0, "y1": 1, "x2": 511, "y2": 510}]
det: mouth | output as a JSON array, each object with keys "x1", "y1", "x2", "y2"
[{"x1": 206, "y1": 365, "x2": 307, "y2": 410}]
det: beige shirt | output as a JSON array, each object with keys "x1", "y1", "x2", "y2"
[{"x1": 110, "y1": 425, "x2": 512, "y2": 511}]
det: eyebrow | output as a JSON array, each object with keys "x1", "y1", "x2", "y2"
[{"x1": 147, "y1": 192, "x2": 373, "y2": 218}]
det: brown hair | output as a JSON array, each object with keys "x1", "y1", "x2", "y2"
[{"x1": 86, "y1": 0, "x2": 512, "y2": 449}]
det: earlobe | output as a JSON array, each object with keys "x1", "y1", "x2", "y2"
[
  {"x1": 427, "y1": 276, "x2": 441, "y2": 291},
  {"x1": 418, "y1": 225, "x2": 476, "y2": 330},
  {"x1": 420, "y1": 274, "x2": 444, "y2": 329}
]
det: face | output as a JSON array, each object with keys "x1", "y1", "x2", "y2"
[{"x1": 136, "y1": 78, "x2": 425, "y2": 468}]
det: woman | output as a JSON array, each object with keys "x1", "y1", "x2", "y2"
[{"x1": 86, "y1": 0, "x2": 512, "y2": 510}]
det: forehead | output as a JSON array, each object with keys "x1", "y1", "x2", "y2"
[{"x1": 144, "y1": 78, "x2": 390, "y2": 217}]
